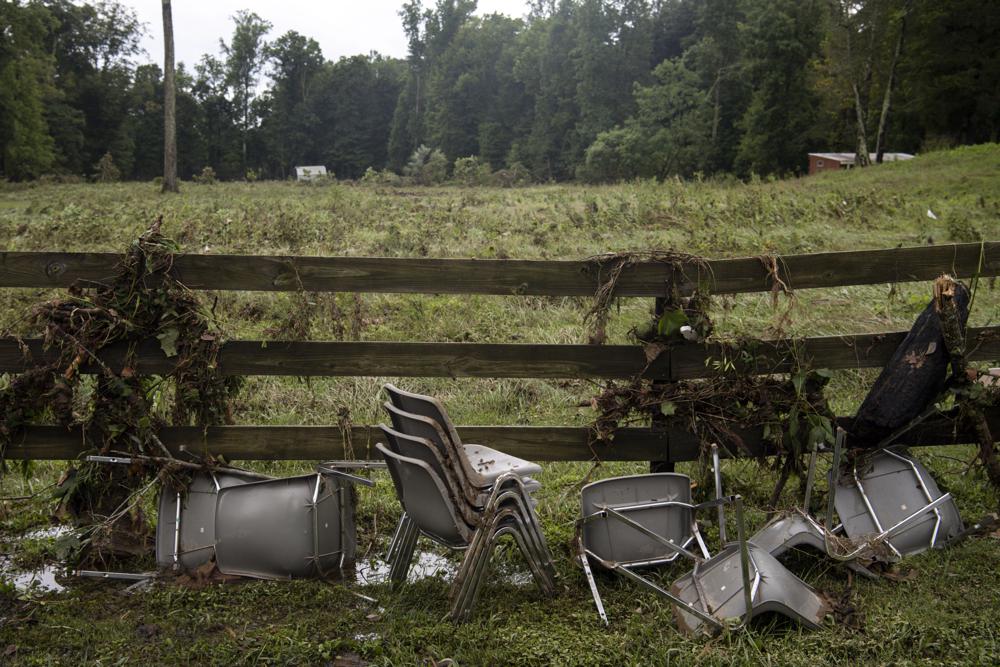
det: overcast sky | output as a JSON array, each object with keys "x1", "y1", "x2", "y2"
[{"x1": 127, "y1": 1, "x2": 532, "y2": 70}]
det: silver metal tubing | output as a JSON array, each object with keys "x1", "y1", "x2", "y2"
[
  {"x1": 317, "y1": 460, "x2": 387, "y2": 470},
  {"x1": 735, "y1": 496, "x2": 754, "y2": 627},
  {"x1": 172, "y1": 490, "x2": 181, "y2": 570},
  {"x1": 452, "y1": 510, "x2": 553, "y2": 620},
  {"x1": 76, "y1": 570, "x2": 155, "y2": 581},
  {"x1": 883, "y1": 449, "x2": 944, "y2": 548},
  {"x1": 803, "y1": 442, "x2": 818, "y2": 510},
  {"x1": 614, "y1": 564, "x2": 724, "y2": 630},
  {"x1": 316, "y1": 466, "x2": 377, "y2": 487},
  {"x1": 578, "y1": 546, "x2": 608, "y2": 625},
  {"x1": 85, "y1": 455, "x2": 133, "y2": 465},
  {"x1": 826, "y1": 428, "x2": 845, "y2": 529},
  {"x1": 712, "y1": 444, "x2": 727, "y2": 544},
  {"x1": 386, "y1": 514, "x2": 409, "y2": 564},
  {"x1": 602, "y1": 506, "x2": 703, "y2": 563}
]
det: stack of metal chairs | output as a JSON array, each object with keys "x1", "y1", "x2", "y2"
[{"x1": 377, "y1": 383, "x2": 557, "y2": 622}]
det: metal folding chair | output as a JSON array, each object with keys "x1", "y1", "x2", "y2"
[
  {"x1": 376, "y1": 442, "x2": 556, "y2": 622},
  {"x1": 828, "y1": 430, "x2": 963, "y2": 560},
  {"x1": 213, "y1": 465, "x2": 373, "y2": 580}
]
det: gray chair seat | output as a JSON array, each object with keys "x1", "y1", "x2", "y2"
[
  {"x1": 214, "y1": 473, "x2": 357, "y2": 580},
  {"x1": 463, "y1": 444, "x2": 543, "y2": 480},
  {"x1": 580, "y1": 473, "x2": 706, "y2": 567},
  {"x1": 671, "y1": 543, "x2": 830, "y2": 635},
  {"x1": 833, "y1": 448, "x2": 963, "y2": 559}
]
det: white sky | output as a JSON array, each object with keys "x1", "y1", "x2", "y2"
[{"x1": 127, "y1": 1, "x2": 532, "y2": 70}]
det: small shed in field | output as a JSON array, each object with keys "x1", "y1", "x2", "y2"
[
  {"x1": 294, "y1": 165, "x2": 328, "y2": 181},
  {"x1": 808, "y1": 152, "x2": 914, "y2": 175}
]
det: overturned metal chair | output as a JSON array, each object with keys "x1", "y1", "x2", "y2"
[
  {"x1": 741, "y1": 442, "x2": 874, "y2": 578},
  {"x1": 212, "y1": 464, "x2": 373, "y2": 580},
  {"x1": 577, "y1": 467, "x2": 829, "y2": 633},
  {"x1": 828, "y1": 431, "x2": 963, "y2": 561},
  {"x1": 376, "y1": 439, "x2": 556, "y2": 622}
]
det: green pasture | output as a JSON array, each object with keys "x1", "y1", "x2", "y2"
[{"x1": 0, "y1": 145, "x2": 998, "y2": 665}]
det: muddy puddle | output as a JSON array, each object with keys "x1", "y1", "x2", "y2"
[
  {"x1": 352, "y1": 549, "x2": 534, "y2": 587},
  {"x1": 0, "y1": 525, "x2": 73, "y2": 594}
]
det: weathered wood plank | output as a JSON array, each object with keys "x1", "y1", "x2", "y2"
[
  {"x1": 0, "y1": 338, "x2": 668, "y2": 379},
  {"x1": 6, "y1": 411, "x2": 995, "y2": 461},
  {"x1": 671, "y1": 327, "x2": 1000, "y2": 380},
  {"x1": 2, "y1": 327, "x2": 996, "y2": 379},
  {"x1": 1, "y1": 242, "x2": 996, "y2": 296}
]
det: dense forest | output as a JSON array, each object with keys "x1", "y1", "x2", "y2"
[{"x1": 1, "y1": 0, "x2": 998, "y2": 183}]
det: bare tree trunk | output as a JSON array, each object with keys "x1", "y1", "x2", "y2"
[
  {"x1": 852, "y1": 82, "x2": 872, "y2": 167},
  {"x1": 161, "y1": 0, "x2": 178, "y2": 193},
  {"x1": 875, "y1": 2, "x2": 911, "y2": 163},
  {"x1": 842, "y1": 16, "x2": 872, "y2": 168}
]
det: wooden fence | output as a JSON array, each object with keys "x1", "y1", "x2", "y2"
[{"x1": 1, "y1": 241, "x2": 998, "y2": 464}]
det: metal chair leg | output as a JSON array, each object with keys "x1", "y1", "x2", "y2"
[
  {"x1": 388, "y1": 518, "x2": 419, "y2": 587},
  {"x1": 385, "y1": 513, "x2": 411, "y2": 564},
  {"x1": 579, "y1": 545, "x2": 608, "y2": 625}
]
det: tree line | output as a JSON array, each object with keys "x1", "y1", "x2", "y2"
[{"x1": 1, "y1": 0, "x2": 997, "y2": 183}]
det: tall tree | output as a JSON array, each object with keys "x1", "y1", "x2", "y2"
[
  {"x1": 736, "y1": 0, "x2": 824, "y2": 175},
  {"x1": 261, "y1": 31, "x2": 323, "y2": 177},
  {"x1": 0, "y1": 1, "x2": 56, "y2": 179},
  {"x1": 161, "y1": 0, "x2": 178, "y2": 192},
  {"x1": 220, "y1": 10, "x2": 271, "y2": 177}
]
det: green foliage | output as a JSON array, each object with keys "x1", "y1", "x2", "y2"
[
  {"x1": 1, "y1": 0, "x2": 998, "y2": 184},
  {"x1": 404, "y1": 144, "x2": 448, "y2": 185},
  {"x1": 192, "y1": 166, "x2": 217, "y2": 185},
  {"x1": 92, "y1": 152, "x2": 120, "y2": 183},
  {"x1": 452, "y1": 155, "x2": 492, "y2": 186}
]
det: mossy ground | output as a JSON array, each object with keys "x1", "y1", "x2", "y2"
[{"x1": 1, "y1": 145, "x2": 999, "y2": 665}]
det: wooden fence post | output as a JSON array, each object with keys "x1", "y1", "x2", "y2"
[{"x1": 650, "y1": 295, "x2": 674, "y2": 473}]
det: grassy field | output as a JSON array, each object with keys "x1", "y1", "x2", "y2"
[{"x1": 0, "y1": 144, "x2": 999, "y2": 665}]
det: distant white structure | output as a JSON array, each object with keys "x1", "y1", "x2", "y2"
[
  {"x1": 808, "y1": 152, "x2": 915, "y2": 175},
  {"x1": 294, "y1": 165, "x2": 328, "y2": 181}
]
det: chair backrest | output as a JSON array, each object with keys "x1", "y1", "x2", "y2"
[
  {"x1": 384, "y1": 401, "x2": 454, "y2": 461},
  {"x1": 378, "y1": 423, "x2": 475, "y2": 523},
  {"x1": 376, "y1": 443, "x2": 470, "y2": 548},
  {"x1": 384, "y1": 383, "x2": 464, "y2": 449},
  {"x1": 581, "y1": 473, "x2": 695, "y2": 566},
  {"x1": 383, "y1": 401, "x2": 482, "y2": 493}
]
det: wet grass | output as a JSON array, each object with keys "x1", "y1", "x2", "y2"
[{"x1": 1, "y1": 144, "x2": 999, "y2": 665}]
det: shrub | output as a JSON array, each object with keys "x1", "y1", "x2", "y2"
[
  {"x1": 193, "y1": 166, "x2": 217, "y2": 185},
  {"x1": 453, "y1": 155, "x2": 492, "y2": 186},
  {"x1": 404, "y1": 145, "x2": 448, "y2": 185},
  {"x1": 93, "y1": 152, "x2": 120, "y2": 183},
  {"x1": 361, "y1": 167, "x2": 401, "y2": 186},
  {"x1": 493, "y1": 161, "x2": 532, "y2": 188}
]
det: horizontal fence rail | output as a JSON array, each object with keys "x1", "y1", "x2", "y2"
[
  {"x1": 5, "y1": 411, "x2": 997, "y2": 461},
  {"x1": 2, "y1": 327, "x2": 998, "y2": 380},
  {"x1": 1, "y1": 242, "x2": 996, "y2": 296}
]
